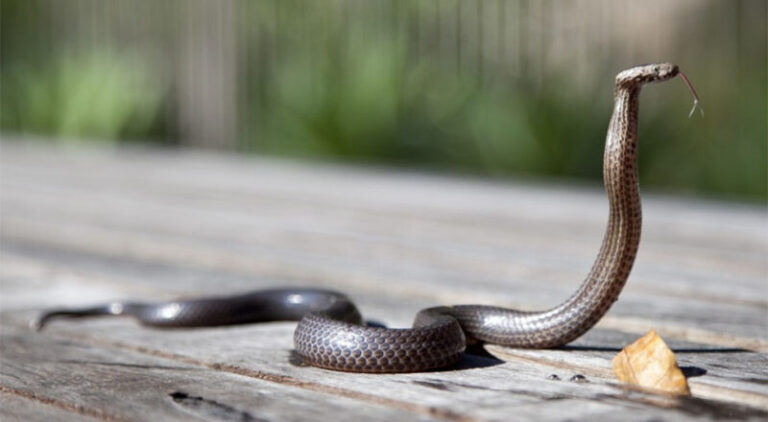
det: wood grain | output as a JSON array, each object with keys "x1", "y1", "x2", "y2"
[{"x1": 1, "y1": 139, "x2": 766, "y2": 421}]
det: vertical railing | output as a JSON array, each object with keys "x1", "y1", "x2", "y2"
[{"x1": 5, "y1": 0, "x2": 750, "y2": 148}]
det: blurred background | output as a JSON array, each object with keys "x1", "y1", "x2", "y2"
[{"x1": 1, "y1": 0, "x2": 765, "y2": 201}]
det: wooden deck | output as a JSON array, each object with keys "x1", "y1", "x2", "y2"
[{"x1": 1, "y1": 139, "x2": 766, "y2": 421}]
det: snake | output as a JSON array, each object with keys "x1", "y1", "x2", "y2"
[{"x1": 34, "y1": 63, "x2": 699, "y2": 373}]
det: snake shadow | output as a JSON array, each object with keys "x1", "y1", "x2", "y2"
[{"x1": 451, "y1": 343, "x2": 506, "y2": 370}]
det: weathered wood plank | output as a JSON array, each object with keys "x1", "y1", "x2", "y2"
[
  {"x1": 1, "y1": 140, "x2": 766, "y2": 421},
  {"x1": 1, "y1": 247, "x2": 766, "y2": 420},
  {"x1": 0, "y1": 326, "x2": 442, "y2": 422},
  {"x1": 5, "y1": 314, "x2": 765, "y2": 421},
  {"x1": 3, "y1": 216, "x2": 765, "y2": 346},
  {"x1": 2, "y1": 238, "x2": 766, "y2": 355},
  {"x1": 1, "y1": 144, "x2": 764, "y2": 301},
  {"x1": 485, "y1": 346, "x2": 768, "y2": 406}
]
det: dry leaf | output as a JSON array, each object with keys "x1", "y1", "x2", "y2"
[{"x1": 612, "y1": 329, "x2": 690, "y2": 395}]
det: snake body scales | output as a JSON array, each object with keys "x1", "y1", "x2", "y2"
[{"x1": 36, "y1": 63, "x2": 689, "y2": 373}]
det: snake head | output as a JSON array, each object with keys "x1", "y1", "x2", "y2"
[{"x1": 616, "y1": 63, "x2": 679, "y2": 87}]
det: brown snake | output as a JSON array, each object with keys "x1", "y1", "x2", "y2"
[{"x1": 36, "y1": 63, "x2": 699, "y2": 373}]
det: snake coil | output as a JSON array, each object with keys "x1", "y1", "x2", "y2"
[{"x1": 36, "y1": 64, "x2": 697, "y2": 373}]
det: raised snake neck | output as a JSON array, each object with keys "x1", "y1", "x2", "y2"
[{"x1": 35, "y1": 63, "x2": 691, "y2": 373}]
